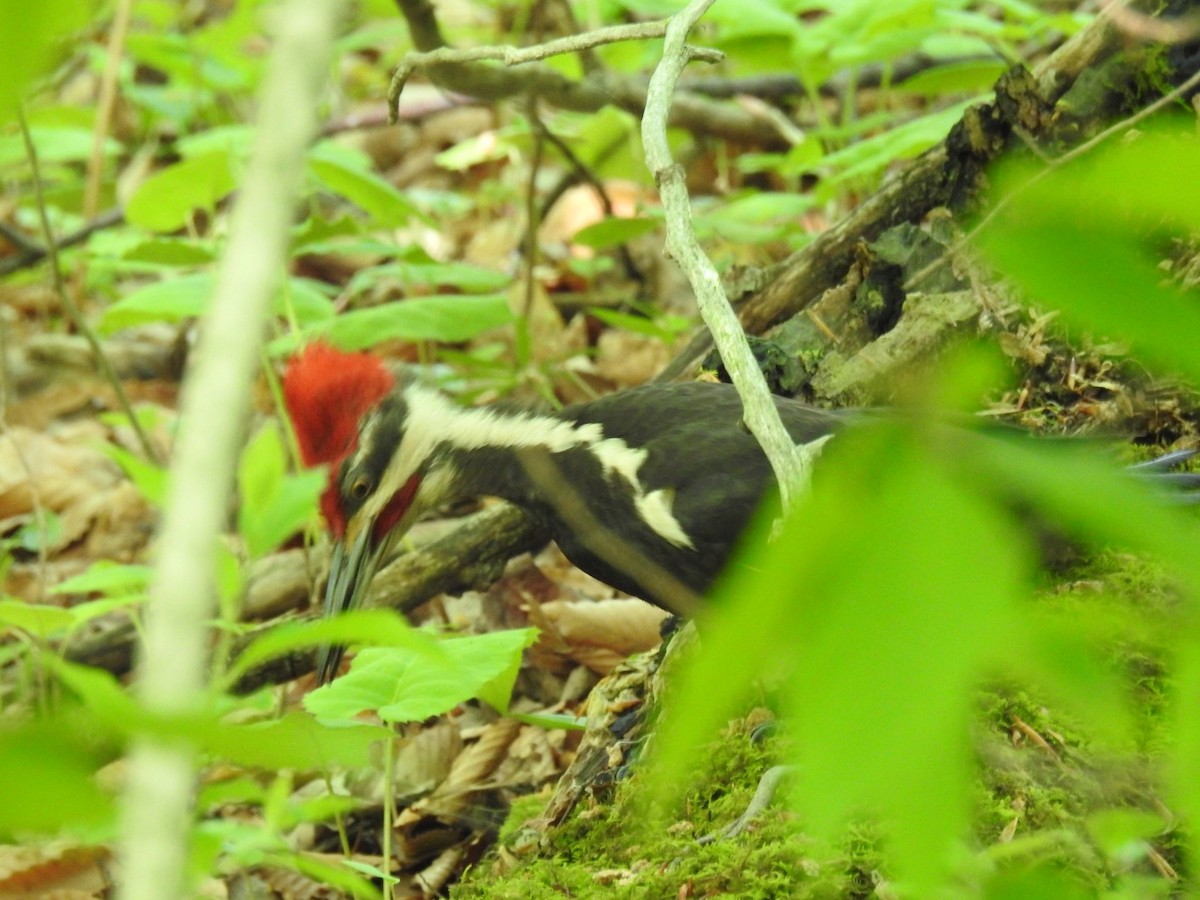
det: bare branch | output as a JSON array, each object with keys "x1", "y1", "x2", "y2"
[
  {"x1": 641, "y1": 0, "x2": 822, "y2": 512},
  {"x1": 0, "y1": 208, "x2": 124, "y2": 277},
  {"x1": 389, "y1": 18, "x2": 722, "y2": 120},
  {"x1": 389, "y1": 0, "x2": 782, "y2": 144}
]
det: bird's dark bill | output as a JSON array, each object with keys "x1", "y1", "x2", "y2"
[{"x1": 316, "y1": 524, "x2": 389, "y2": 684}]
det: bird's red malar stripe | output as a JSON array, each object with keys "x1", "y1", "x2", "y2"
[{"x1": 373, "y1": 474, "x2": 422, "y2": 543}]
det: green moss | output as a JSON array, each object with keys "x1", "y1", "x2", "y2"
[
  {"x1": 1129, "y1": 43, "x2": 1175, "y2": 106},
  {"x1": 457, "y1": 549, "x2": 1189, "y2": 897},
  {"x1": 453, "y1": 721, "x2": 887, "y2": 898}
]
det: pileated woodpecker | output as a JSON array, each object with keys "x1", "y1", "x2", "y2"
[
  {"x1": 283, "y1": 342, "x2": 1197, "y2": 684},
  {"x1": 283, "y1": 343, "x2": 848, "y2": 682}
]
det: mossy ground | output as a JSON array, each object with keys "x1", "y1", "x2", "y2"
[
  {"x1": 453, "y1": 549, "x2": 1186, "y2": 898},
  {"x1": 454, "y1": 716, "x2": 885, "y2": 899}
]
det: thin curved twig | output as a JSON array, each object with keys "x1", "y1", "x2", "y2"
[
  {"x1": 0, "y1": 208, "x2": 124, "y2": 277},
  {"x1": 84, "y1": 0, "x2": 134, "y2": 220},
  {"x1": 387, "y1": 19, "x2": 717, "y2": 120},
  {"x1": 389, "y1": 0, "x2": 776, "y2": 144},
  {"x1": 641, "y1": 0, "x2": 825, "y2": 512},
  {"x1": 17, "y1": 113, "x2": 160, "y2": 465}
]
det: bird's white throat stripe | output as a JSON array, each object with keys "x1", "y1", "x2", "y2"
[
  {"x1": 403, "y1": 385, "x2": 647, "y2": 472},
  {"x1": 393, "y1": 385, "x2": 695, "y2": 549}
]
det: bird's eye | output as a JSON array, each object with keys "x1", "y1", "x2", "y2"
[{"x1": 349, "y1": 476, "x2": 372, "y2": 500}]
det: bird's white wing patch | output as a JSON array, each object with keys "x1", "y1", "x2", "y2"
[
  {"x1": 635, "y1": 488, "x2": 695, "y2": 549},
  {"x1": 590, "y1": 437, "x2": 648, "y2": 486}
]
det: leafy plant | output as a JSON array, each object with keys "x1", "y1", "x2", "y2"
[
  {"x1": 304, "y1": 627, "x2": 539, "y2": 723},
  {"x1": 646, "y1": 119, "x2": 1200, "y2": 892},
  {"x1": 6, "y1": 0, "x2": 1193, "y2": 895}
]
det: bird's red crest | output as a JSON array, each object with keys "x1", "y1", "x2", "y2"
[{"x1": 283, "y1": 342, "x2": 395, "y2": 534}]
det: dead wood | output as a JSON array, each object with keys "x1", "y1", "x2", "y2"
[
  {"x1": 737, "y1": 0, "x2": 1175, "y2": 341},
  {"x1": 48, "y1": 503, "x2": 546, "y2": 690}
]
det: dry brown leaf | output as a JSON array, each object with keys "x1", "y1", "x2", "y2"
[
  {"x1": 253, "y1": 858, "x2": 350, "y2": 899},
  {"x1": 490, "y1": 725, "x2": 565, "y2": 790},
  {"x1": 560, "y1": 645, "x2": 634, "y2": 675},
  {"x1": 77, "y1": 482, "x2": 155, "y2": 562},
  {"x1": 528, "y1": 544, "x2": 618, "y2": 601},
  {"x1": 462, "y1": 217, "x2": 518, "y2": 271},
  {"x1": 435, "y1": 717, "x2": 522, "y2": 798},
  {"x1": 497, "y1": 555, "x2": 568, "y2": 608},
  {"x1": 2, "y1": 558, "x2": 89, "y2": 600},
  {"x1": 0, "y1": 428, "x2": 120, "y2": 524},
  {"x1": 394, "y1": 716, "x2": 523, "y2": 858},
  {"x1": 4, "y1": 383, "x2": 101, "y2": 430},
  {"x1": 538, "y1": 181, "x2": 643, "y2": 259},
  {"x1": 393, "y1": 722, "x2": 463, "y2": 800},
  {"x1": 0, "y1": 427, "x2": 154, "y2": 590},
  {"x1": 593, "y1": 328, "x2": 672, "y2": 388},
  {"x1": 0, "y1": 842, "x2": 110, "y2": 899},
  {"x1": 413, "y1": 844, "x2": 465, "y2": 897},
  {"x1": 532, "y1": 598, "x2": 666, "y2": 675},
  {"x1": 503, "y1": 283, "x2": 580, "y2": 366}
]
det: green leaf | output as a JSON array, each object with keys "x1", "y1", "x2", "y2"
[
  {"x1": 286, "y1": 852, "x2": 383, "y2": 898},
  {"x1": 323, "y1": 294, "x2": 514, "y2": 348},
  {"x1": 786, "y1": 437, "x2": 1024, "y2": 886},
  {"x1": 52, "y1": 561, "x2": 153, "y2": 597},
  {"x1": 0, "y1": 717, "x2": 114, "y2": 835},
  {"x1": 282, "y1": 277, "x2": 338, "y2": 326},
  {"x1": 237, "y1": 422, "x2": 324, "y2": 559},
  {"x1": 0, "y1": 127, "x2": 121, "y2": 168},
  {"x1": 348, "y1": 261, "x2": 511, "y2": 294},
  {"x1": 226, "y1": 609, "x2": 437, "y2": 687},
  {"x1": 647, "y1": 420, "x2": 1035, "y2": 889},
  {"x1": 308, "y1": 142, "x2": 422, "y2": 228},
  {"x1": 100, "y1": 443, "x2": 168, "y2": 505},
  {"x1": 100, "y1": 273, "x2": 214, "y2": 333},
  {"x1": 125, "y1": 151, "x2": 238, "y2": 232},
  {"x1": 571, "y1": 216, "x2": 658, "y2": 250},
  {"x1": 176, "y1": 124, "x2": 255, "y2": 158},
  {"x1": 588, "y1": 307, "x2": 689, "y2": 341},
  {"x1": 1085, "y1": 808, "x2": 1165, "y2": 862},
  {"x1": 65, "y1": 594, "x2": 148, "y2": 627},
  {"x1": 292, "y1": 236, "x2": 408, "y2": 260},
  {"x1": 435, "y1": 132, "x2": 516, "y2": 171},
  {"x1": 304, "y1": 627, "x2": 538, "y2": 722},
  {"x1": 703, "y1": 0, "x2": 803, "y2": 41},
  {"x1": 895, "y1": 59, "x2": 1007, "y2": 97},
  {"x1": 0, "y1": 599, "x2": 74, "y2": 638},
  {"x1": 511, "y1": 710, "x2": 587, "y2": 731},
  {"x1": 43, "y1": 656, "x2": 386, "y2": 770},
  {"x1": 43, "y1": 657, "x2": 143, "y2": 727},
  {"x1": 0, "y1": 1, "x2": 88, "y2": 131},
  {"x1": 696, "y1": 191, "x2": 817, "y2": 244},
  {"x1": 101, "y1": 274, "x2": 335, "y2": 333},
  {"x1": 199, "y1": 713, "x2": 388, "y2": 770},
  {"x1": 13, "y1": 511, "x2": 62, "y2": 553},
  {"x1": 126, "y1": 31, "x2": 249, "y2": 94},
  {"x1": 120, "y1": 238, "x2": 216, "y2": 266},
  {"x1": 977, "y1": 126, "x2": 1200, "y2": 384},
  {"x1": 214, "y1": 541, "x2": 245, "y2": 618},
  {"x1": 817, "y1": 99, "x2": 975, "y2": 188}
]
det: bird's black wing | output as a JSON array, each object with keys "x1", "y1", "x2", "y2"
[{"x1": 562, "y1": 382, "x2": 848, "y2": 594}]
